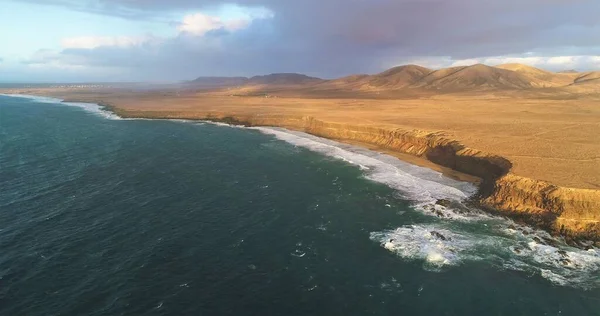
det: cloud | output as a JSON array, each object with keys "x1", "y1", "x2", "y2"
[
  {"x1": 397, "y1": 55, "x2": 600, "y2": 72},
  {"x1": 61, "y1": 36, "x2": 152, "y2": 49},
  {"x1": 14, "y1": 0, "x2": 600, "y2": 80},
  {"x1": 480, "y1": 55, "x2": 600, "y2": 71},
  {"x1": 178, "y1": 13, "x2": 246, "y2": 35},
  {"x1": 177, "y1": 7, "x2": 272, "y2": 36}
]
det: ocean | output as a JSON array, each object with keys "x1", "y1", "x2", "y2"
[{"x1": 1, "y1": 94, "x2": 599, "y2": 315}]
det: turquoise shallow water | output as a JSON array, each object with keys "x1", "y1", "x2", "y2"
[{"x1": 1, "y1": 95, "x2": 599, "y2": 315}]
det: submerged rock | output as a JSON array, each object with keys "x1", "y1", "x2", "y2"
[
  {"x1": 430, "y1": 231, "x2": 450, "y2": 241},
  {"x1": 584, "y1": 245, "x2": 595, "y2": 251},
  {"x1": 435, "y1": 199, "x2": 452, "y2": 208},
  {"x1": 555, "y1": 250, "x2": 577, "y2": 267},
  {"x1": 533, "y1": 236, "x2": 545, "y2": 244},
  {"x1": 558, "y1": 258, "x2": 572, "y2": 266},
  {"x1": 542, "y1": 237, "x2": 559, "y2": 247},
  {"x1": 575, "y1": 240, "x2": 595, "y2": 251}
]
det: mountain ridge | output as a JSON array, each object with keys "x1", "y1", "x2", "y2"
[{"x1": 188, "y1": 64, "x2": 600, "y2": 92}]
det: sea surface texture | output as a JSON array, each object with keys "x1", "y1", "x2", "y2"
[{"x1": 1, "y1": 95, "x2": 599, "y2": 315}]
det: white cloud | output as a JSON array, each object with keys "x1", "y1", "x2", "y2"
[
  {"x1": 480, "y1": 56, "x2": 545, "y2": 66},
  {"x1": 61, "y1": 36, "x2": 150, "y2": 49},
  {"x1": 26, "y1": 49, "x2": 96, "y2": 70},
  {"x1": 390, "y1": 54, "x2": 600, "y2": 71},
  {"x1": 59, "y1": 7, "x2": 275, "y2": 53},
  {"x1": 177, "y1": 13, "x2": 250, "y2": 35},
  {"x1": 483, "y1": 55, "x2": 600, "y2": 71},
  {"x1": 546, "y1": 56, "x2": 576, "y2": 66},
  {"x1": 450, "y1": 59, "x2": 480, "y2": 67},
  {"x1": 177, "y1": 6, "x2": 274, "y2": 36}
]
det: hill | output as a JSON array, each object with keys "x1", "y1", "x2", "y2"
[
  {"x1": 566, "y1": 71, "x2": 600, "y2": 92},
  {"x1": 188, "y1": 76, "x2": 248, "y2": 87},
  {"x1": 495, "y1": 63, "x2": 576, "y2": 87},
  {"x1": 412, "y1": 64, "x2": 533, "y2": 90},
  {"x1": 189, "y1": 63, "x2": 600, "y2": 94},
  {"x1": 574, "y1": 71, "x2": 600, "y2": 84},
  {"x1": 317, "y1": 65, "x2": 432, "y2": 91},
  {"x1": 247, "y1": 73, "x2": 324, "y2": 85},
  {"x1": 367, "y1": 65, "x2": 433, "y2": 88},
  {"x1": 558, "y1": 70, "x2": 579, "y2": 74}
]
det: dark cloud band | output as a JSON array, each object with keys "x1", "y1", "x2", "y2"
[{"x1": 15, "y1": 0, "x2": 600, "y2": 80}]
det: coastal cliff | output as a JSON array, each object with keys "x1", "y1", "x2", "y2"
[
  {"x1": 106, "y1": 108, "x2": 600, "y2": 241},
  {"x1": 483, "y1": 175, "x2": 600, "y2": 241}
]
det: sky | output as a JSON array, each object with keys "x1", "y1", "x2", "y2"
[{"x1": 1, "y1": 0, "x2": 600, "y2": 82}]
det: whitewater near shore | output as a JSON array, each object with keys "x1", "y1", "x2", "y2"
[{"x1": 2, "y1": 85, "x2": 600, "y2": 242}]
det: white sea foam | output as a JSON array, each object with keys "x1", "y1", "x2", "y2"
[
  {"x1": 1, "y1": 93, "x2": 64, "y2": 104},
  {"x1": 62, "y1": 101, "x2": 121, "y2": 120},
  {"x1": 502, "y1": 227, "x2": 600, "y2": 287},
  {"x1": 372, "y1": 225, "x2": 484, "y2": 271},
  {"x1": 412, "y1": 201, "x2": 494, "y2": 222},
  {"x1": 1, "y1": 94, "x2": 121, "y2": 120},
  {"x1": 252, "y1": 126, "x2": 600, "y2": 288},
  {"x1": 372, "y1": 221, "x2": 600, "y2": 288},
  {"x1": 251, "y1": 127, "x2": 478, "y2": 205}
]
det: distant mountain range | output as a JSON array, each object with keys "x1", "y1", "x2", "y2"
[
  {"x1": 188, "y1": 73, "x2": 323, "y2": 87},
  {"x1": 187, "y1": 64, "x2": 600, "y2": 93}
]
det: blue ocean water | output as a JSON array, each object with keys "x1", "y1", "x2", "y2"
[{"x1": 1, "y1": 95, "x2": 599, "y2": 315}]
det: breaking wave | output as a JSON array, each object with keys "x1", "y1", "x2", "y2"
[
  {"x1": 248, "y1": 127, "x2": 600, "y2": 289},
  {"x1": 371, "y1": 220, "x2": 600, "y2": 289},
  {"x1": 252, "y1": 127, "x2": 478, "y2": 204},
  {"x1": 0, "y1": 94, "x2": 121, "y2": 120}
]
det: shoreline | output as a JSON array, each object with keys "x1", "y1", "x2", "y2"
[
  {"x1": 2, "y1": 91, "x2": 599, "y2": 244},
  {"x1": 102, "y1": 104, "x2": 600, "y2": 244},
  {"x1": 334, "y1": 138, "x2": 482, "y2": 185}
]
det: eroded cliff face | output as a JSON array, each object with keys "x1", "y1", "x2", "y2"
[
  {"x1": 483, "y1": 175, "x2": 600, "y2": 241},
  {"x1": 115, "y1": 110, "x2": 600, "y2": 241}
]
